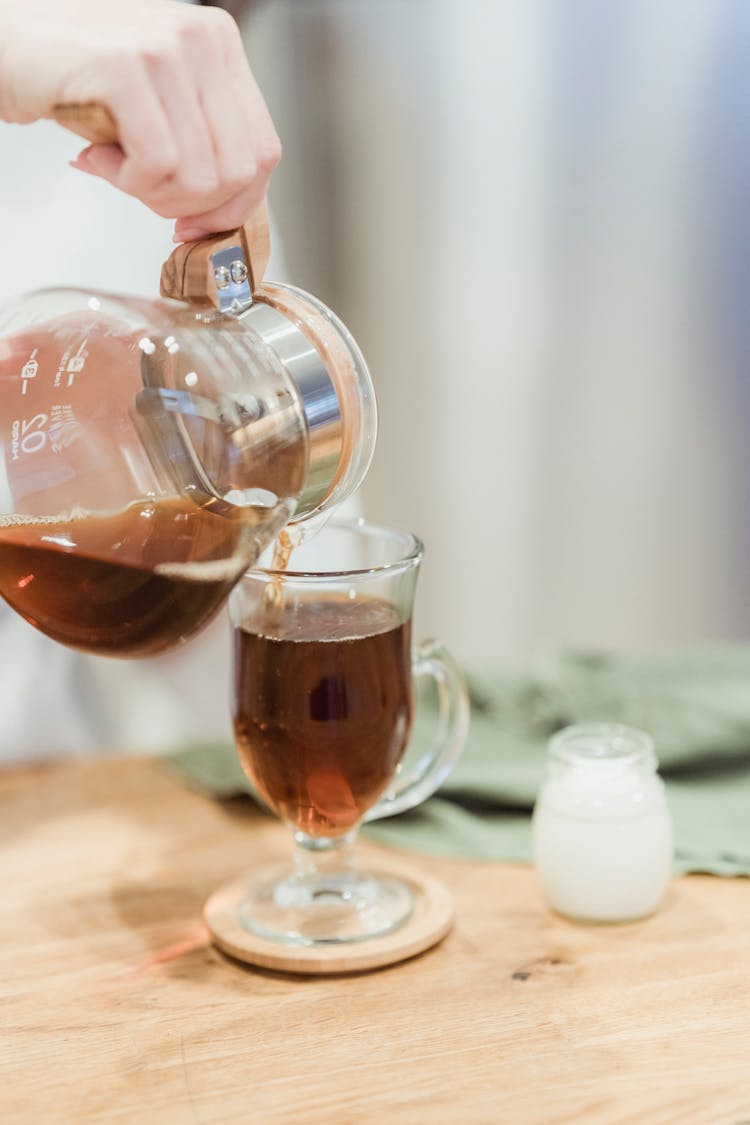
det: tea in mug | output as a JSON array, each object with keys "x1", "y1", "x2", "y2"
[{"x1": 233, "y1": 595, "x2": 413, "y2": 837}]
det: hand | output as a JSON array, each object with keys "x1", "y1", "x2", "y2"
[{"x1": 0, "y1": 0, "x2": 281, "y2": 241}]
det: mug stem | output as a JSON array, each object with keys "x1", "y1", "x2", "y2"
[
  {"x1": 290, "y1": 828, "x2": 358, "y2": 891},
  {"x1": 237, "y1": 824, "x2": 415, "y2": 945}
]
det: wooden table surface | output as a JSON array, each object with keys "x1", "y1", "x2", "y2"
[{"x1": 2, "y1": 756, "x2": 750, "y2": 1124}]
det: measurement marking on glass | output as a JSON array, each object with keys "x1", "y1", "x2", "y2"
[{"x1": 20, "y1": 349, "x2": 39, "y2": 396}]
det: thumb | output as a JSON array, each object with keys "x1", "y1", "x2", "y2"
[{"x1": 69, "y1": 143, "x2": 125, "y2": 183}]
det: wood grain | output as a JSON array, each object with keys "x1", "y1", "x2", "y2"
[
  {"x1": 1, "y1": 756, "x2": 749, "y2": 1124},
  {"x1": 159, "y1": 202, "x2": 270, "y2": 307},
  {"x1": 52, "y1": 102, "x2": 118, "y2": 145},
  {"x1": 204, "y1": 861, "x2": 454, "y2": 974}
]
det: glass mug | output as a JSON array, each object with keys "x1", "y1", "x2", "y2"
[{"x1": 229, "y1": 519, "x2": 469, "y2": 946}]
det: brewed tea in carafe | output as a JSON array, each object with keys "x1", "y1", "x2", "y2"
[{"x1": 0, "y1": 199, "x2": 376, "y2": 656}]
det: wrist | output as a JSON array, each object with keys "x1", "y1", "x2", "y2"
[{"x1": 0, "y1": 7, "x2": 64, "y2": 124}]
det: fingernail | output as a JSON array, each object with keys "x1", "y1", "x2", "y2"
[{"x1": 70, "y1": 146, "x2": 95, "y2": 171}]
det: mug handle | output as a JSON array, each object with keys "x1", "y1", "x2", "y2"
[{"x1": 363, "y1": 639, "x2": 470, "y2": 822}]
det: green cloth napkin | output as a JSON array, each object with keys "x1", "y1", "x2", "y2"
[{"x1": 166, "y1": 647, "x2": 750, "y2": 876}]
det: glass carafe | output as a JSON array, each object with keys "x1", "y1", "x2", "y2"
[{"x1": 0, "y1": 263, "x2": 376, "y2": 657}]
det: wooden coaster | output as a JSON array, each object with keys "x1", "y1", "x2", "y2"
[{"x1": 204, "y1": 858, "x2": 454, "y2": 975}]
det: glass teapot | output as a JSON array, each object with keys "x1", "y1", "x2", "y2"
[{"x1": 0, "y1": 107, "x2": 376, "y2": 658}]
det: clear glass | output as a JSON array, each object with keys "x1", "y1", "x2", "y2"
[
  {"x1": 229, "y1": 519, "x2": 470, "y2": 945},
  {"x1": 532, "y1": 723, "x2": 673, "y2": 922},
  {"x1": 255, "y1": 284, "x2": 377, "y2": 526},
  {"x1": 0, "y1": 286, "x2": 374, "y2": 657}
]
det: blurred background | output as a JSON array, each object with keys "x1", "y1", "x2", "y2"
[
  {"x1": 244, "y1": 0, "x2": 750, "y2": 668},
  {"x1": 3, "y1": 0, "x2": 750, "y2": 757}
]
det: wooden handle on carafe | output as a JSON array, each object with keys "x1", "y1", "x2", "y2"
[
  {"x1": 52, "y1": 101, "x2": 271, "y2": 303},
  {"x1": 158, "y1": 203, "x2": 270, "y2": 306},
  {"x1": 53, "y1": 101, "x2": 119, "y2": 145}
]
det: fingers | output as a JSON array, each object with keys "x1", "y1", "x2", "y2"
[
  {"x1": 170, "y1": 9, "x2": 280, "y2": 240},
  {"x1": 123, "y1": 37, "x2": 218, "y2": 206},
  {"x1": 67, "y1": 46, "x2": 181, "y2": 200},
  {"x1": 65, "y1": 6, "x2": 280, "y2": 237},
  {"x1": 70, "y1": 143, "x2": 124, "y2": 181},
  {"x1": 172, "y1": 181, "x2": 269, "y2": 243},
  {"x1": 171, "y1": 15, "x2": 281, "y2": 242}
]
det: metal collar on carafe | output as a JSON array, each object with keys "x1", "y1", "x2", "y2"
[
  {"x1": 195, "y1": 242, "x2": 344, "y2": 517},
  {"x1": 240, "y1": 300, "x2": 342, "y2": 517}
]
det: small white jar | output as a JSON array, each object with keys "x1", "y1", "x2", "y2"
[{"x1": 532, "y1": 723, "x2": 673, "y2": 922}]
